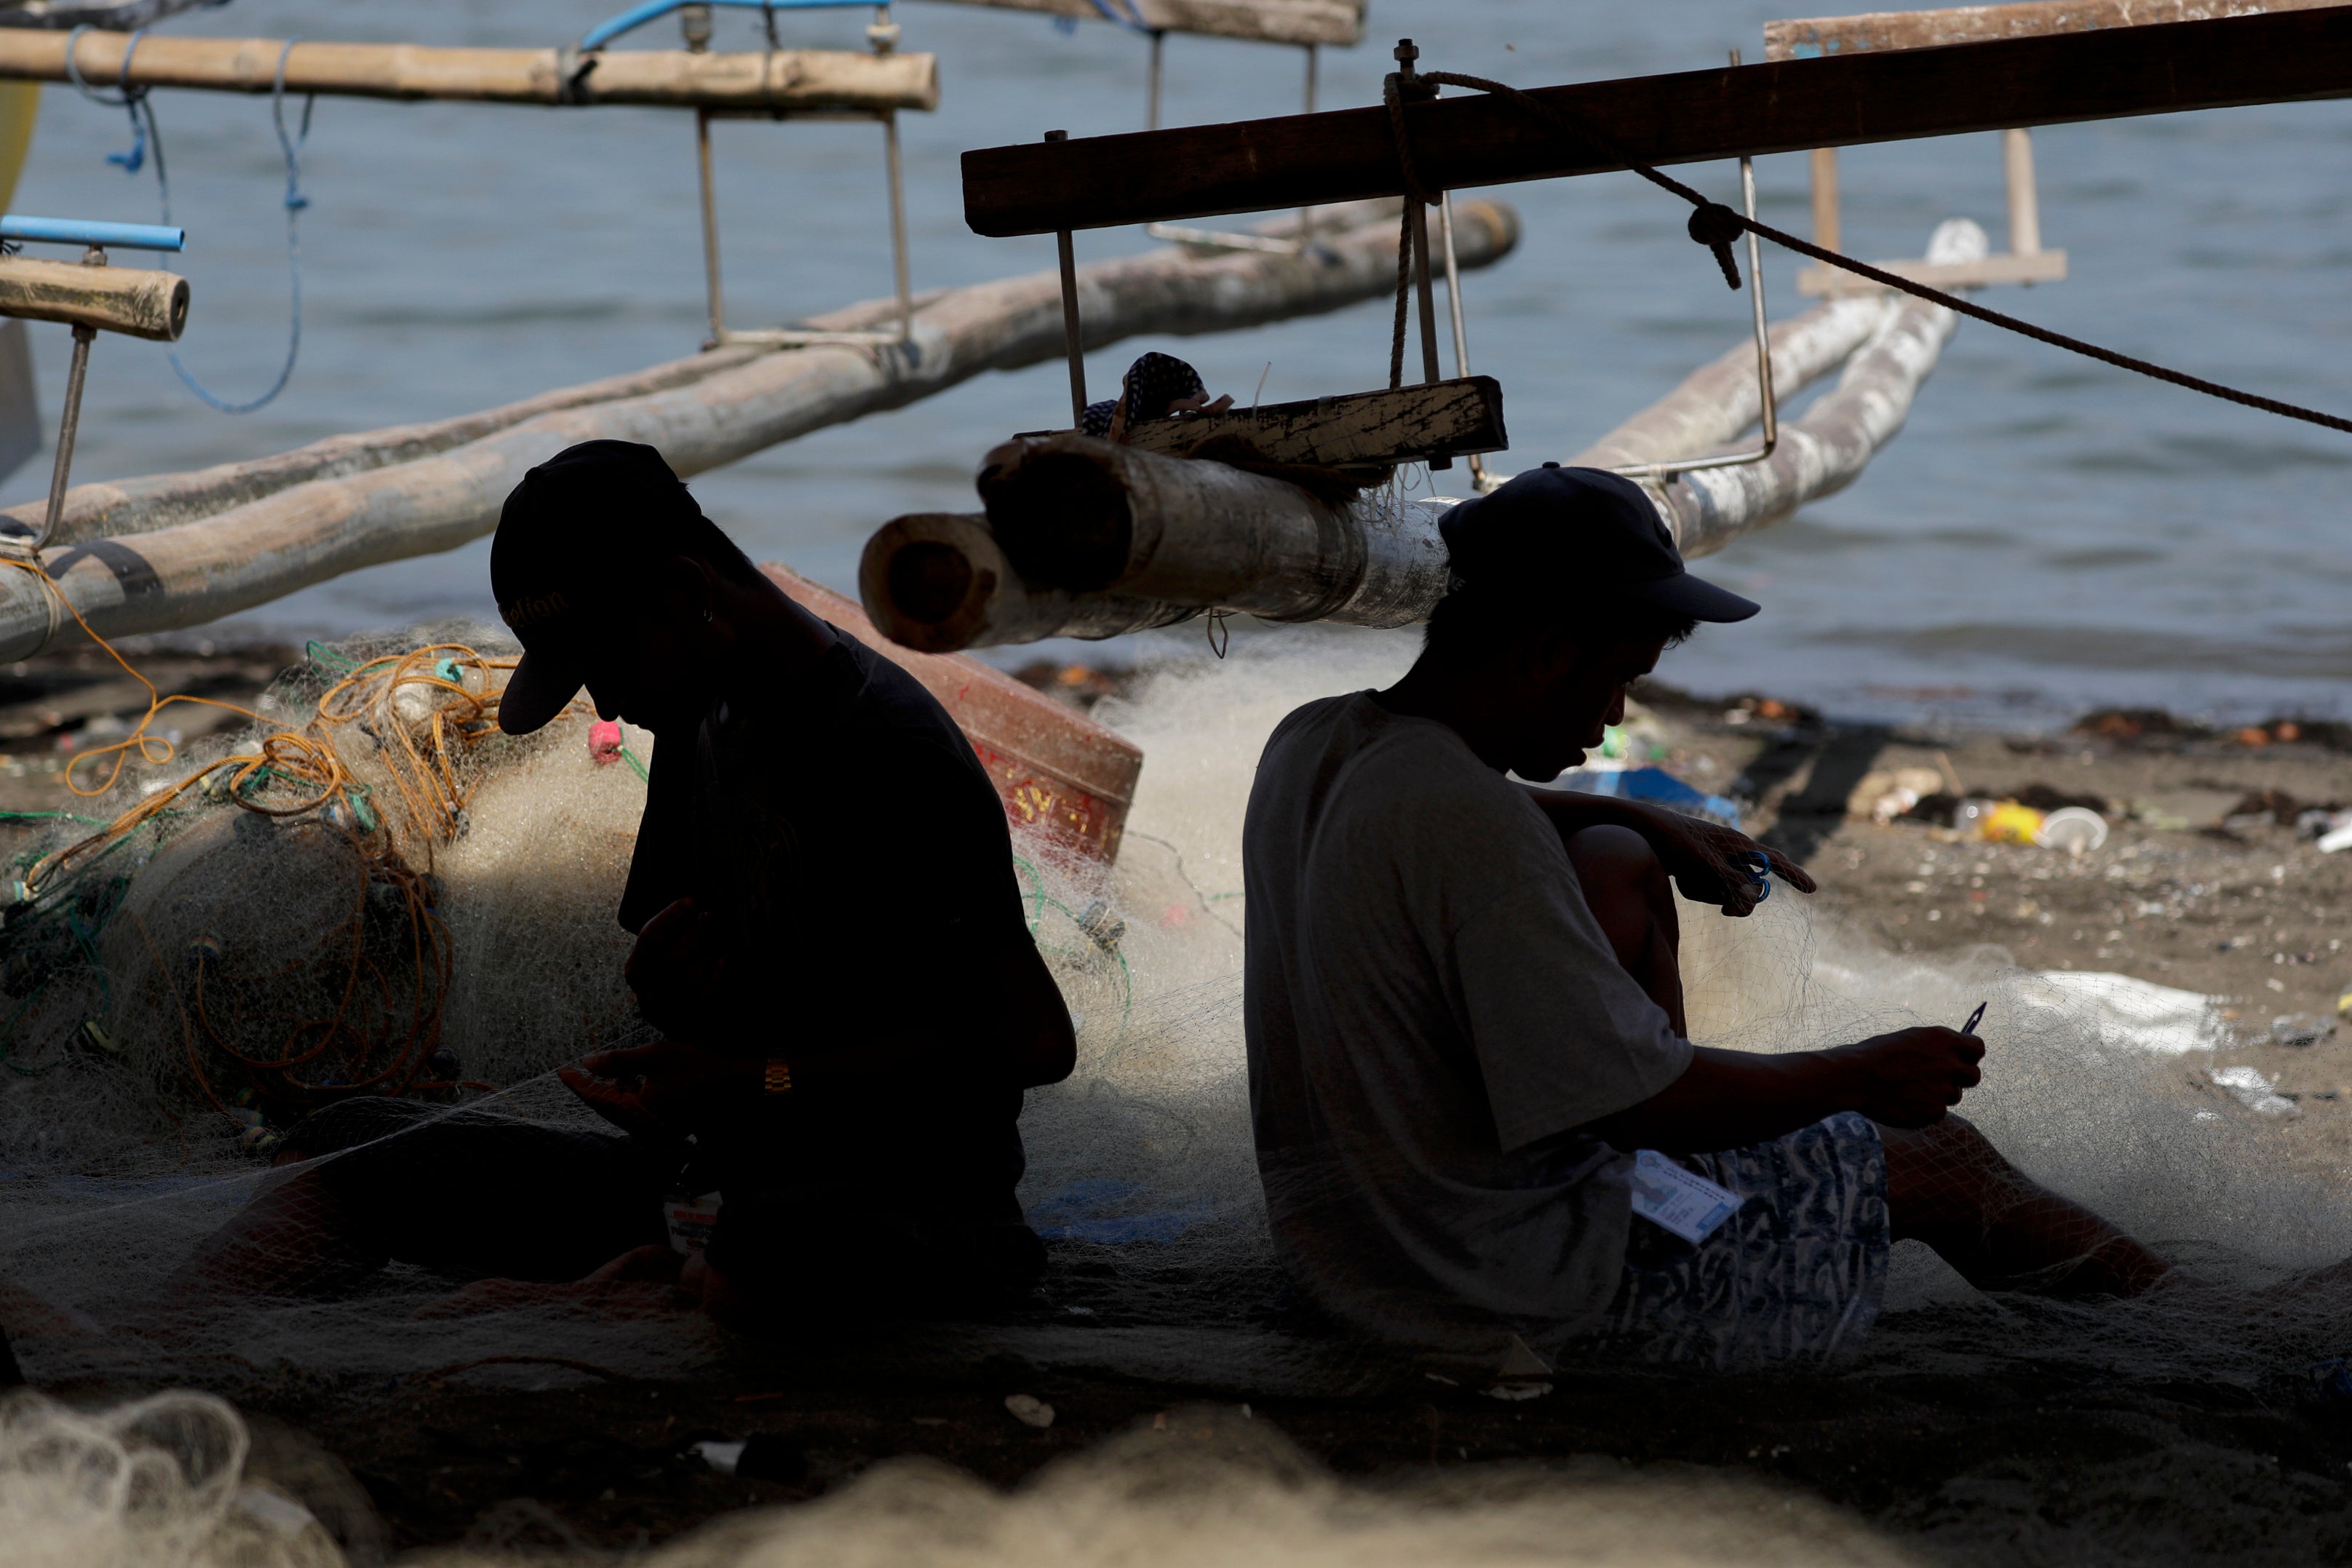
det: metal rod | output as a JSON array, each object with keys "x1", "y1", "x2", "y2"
[
  {"x1": 1610, "y1": 56, "x2": 1777, "y2": 485},
  {"x1": 39, "y1": 323, "x2": 96, "y2": 553},
  {"x1": 696, "y1": 107, "x2": 726, "y2": 346},
  {"x1": 1145, "y1": 28, "x2": 1164, "y2": 132},
  {"x1": 1409, "y1": 203, "x2": 1441, "y2": 385},
  {"x1": 1744, "y1": 152, "x2": 1776, "y2": 454},
  {"x1": 1438, "y1": 191, "x2": 1495, "y2": 490},
  {"x1": 1298, "y1": 44, "x2": 1318, "y2": 238},
  {"x1": 1048, "y1": 129, "x2": 1086, "y2": 425},
  {"x1": 883, "y1": 108, "x2": 913, "y2": 341}
]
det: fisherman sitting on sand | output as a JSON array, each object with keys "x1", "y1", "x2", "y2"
[
  {"x1": 1241, "y1": 464, "x2": 2170, "y2": 1367},
  {"x1": 180, "y1": 441, "x2": 1075, "y2": 1320}
]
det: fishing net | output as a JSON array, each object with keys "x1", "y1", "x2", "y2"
[{"x1": 0, "y1": 621, "x2": 2349, "y2": 1562}]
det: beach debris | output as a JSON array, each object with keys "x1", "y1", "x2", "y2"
[
  {"x1": 2271, "y1": 1015, "x2": 2337, "y2": 1048},
  {"x1": 2132, "y1": 789, "x2": 2248, "y2": 833},
  {"x1": 2319, "y1": 817, "x2": 2352, "y2": 855},
  {"x1": 2035, "y1": 806, "x2": 2109, "y2": 856},
  {"x1": 2211, "y1": 1065, "x2": 2298, "y2": 1115},
  {"x1": 1958, "y1": 797, "x2": 2044, "y2": 844},
  {"x1": 2337, "y1": 990, "x2": 2352, "y2": 1019},
  {"x1": 1004, "y1": 1393, "x2": 1056, "y2": 1428},
  {"x1": 1846, "y1": 766, "x2": 1944, "y2": 825},
  {"x1": 2019, "y1": 972, "x2": 2229, "y2": 1056}
]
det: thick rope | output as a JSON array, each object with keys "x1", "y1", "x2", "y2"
[{"x1": 1402, "y1": 68, "x2": 2352, "y2": 438}]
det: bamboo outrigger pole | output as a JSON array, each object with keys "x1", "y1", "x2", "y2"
[{"x1": 0, "y1": 28, "x2": 938, "y2": 112}]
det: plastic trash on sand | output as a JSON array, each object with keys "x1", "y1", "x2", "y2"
[
  {"x1": 2212, "y1": 1064, "x2": 2299, "y2": 1115},
  {"x1": 2035, "y1": 805, "x2": 2109, "y2": 855},
  {"x1": 1958, "y1": 797, "x2": 2046, "y2": 844},
  {"x1": 2017, "y1": 971, "x2": 2232, "y2": 1056},
  {"x1": 2272, "y1": 1014, "x2": 2337, "y2": 1048}
]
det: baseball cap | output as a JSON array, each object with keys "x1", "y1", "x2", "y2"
[
  {"x1": 490, "y1": 440, "x2": 707, "y2": 736},
  {"x1": 1437, "y1": 463, "x2": 1760, "y2": 624}
]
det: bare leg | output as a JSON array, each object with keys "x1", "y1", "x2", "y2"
[
  {"x1": 1565, "y1": 824, "x2": 1688, "y2": 1036},
  {"x1": 1883, "y1": 1114, "x2": 2169, "y2": 1297}
]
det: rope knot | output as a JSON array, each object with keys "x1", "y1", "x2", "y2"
[{"x1": 1686, "y1": 201, "x2": 1745, "y2": 290}]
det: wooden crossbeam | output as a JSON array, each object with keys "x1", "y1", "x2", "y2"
[
  {"x1": 926, "y1": 0, "x2": 1363, "y2": 48},
  {"x1": 1, "y1": 29, "x2": 939, "y2": 113},
  {"x1": 1763, "y1": 0, "x2": 2343, "y2": 59},
  {"x1": 963, "y1": 4, "x2": 2352, "y2": 236},
  {"x1": 1105, "y1": 377, "x2": 1504, "y2": 468}
]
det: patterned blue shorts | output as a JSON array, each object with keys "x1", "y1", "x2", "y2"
[{"x1": 1578, "y1": 1112, "x2": 1891, "y2": 1369}]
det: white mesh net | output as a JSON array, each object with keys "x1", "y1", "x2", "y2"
[{"x1": 0, "y1": 624, "x2": 2348, "y2": 1560}]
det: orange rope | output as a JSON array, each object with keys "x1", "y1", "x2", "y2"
[{"x1": 0, "y1": 558, "x2": 584, "y2": 1126}]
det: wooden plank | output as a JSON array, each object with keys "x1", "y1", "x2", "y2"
[
  {"x1": 1764, "y1": 0, "x2": 2343, "y2": 59},
  {"x1": 961, "y1": 5, "x2": 2352, "y2": 235},
  {"x1": 0, "y1": 255, "x2": 186, "y2": 341},
  {"x1": 928, "y1": 0, "x2": 1363, "y2": 47},
  {"x1": 1795, "y1": 247, "x2": 2067, "y2": 293},
  {"x1": 3, "y1": 29, "x2": 938, "y2": 113},
  {"x1": 764, "y1": 564, "x2": 1142, "y2": 864},
  {"x1": 1084, "y1": 376, "x2": 1504, "y2": 467}
]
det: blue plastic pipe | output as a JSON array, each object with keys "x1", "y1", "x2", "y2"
[
  {"x1": 0, "y1": 215, "x2": 186, "y2": 253},
  {"x1": 582, "y1": 0, "x2": 876, "y2": 52}
]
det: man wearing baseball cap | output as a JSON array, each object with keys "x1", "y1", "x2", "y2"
[
  {"x1": 245, "y1": 441, "x2": 1076, "y2": 1321},
  {"x1": 1241, "y1": 464, "x2": 2168, "y2": 1369}
]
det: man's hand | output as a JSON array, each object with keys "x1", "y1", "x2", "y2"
[
  {"x1": 1643, "y1": 810, "x2": 1816, "y2": 915},
  {"x1": 558, "y1": 1040, "x2": 752, "y2": 1139},
  {"x1": 1824, "y1": 1027, "x2": 1984, "y2": 1128}
]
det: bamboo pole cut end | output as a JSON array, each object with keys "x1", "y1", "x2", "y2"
[{"x1": 0, "y1": 257, "x2": 190, "y2": 342}]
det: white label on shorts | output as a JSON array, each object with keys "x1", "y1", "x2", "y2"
[
  {"x1": 1629, "y1": 1150, "x2": 1740, "y2": 1243},
  {"x1": 665, "y1": 1190, "x2": 723, "y2": 1255}
]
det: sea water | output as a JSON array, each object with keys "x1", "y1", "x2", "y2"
[{"x1": 10, "y1": 0, "x2": 2352, "y2": 728}]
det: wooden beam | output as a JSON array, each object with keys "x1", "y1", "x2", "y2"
[
  {"x1": 0, "y1": 256, "x2": 186, "y2": 341},
  {"x1": 1044, "y1": 376, "x2": 1505, "y2": 469},
  {"x1": 3, "y1": 29, "x2": 938, "y2": 113},
  {"x1": 1763, "y1": 0, "x2": 2343, "y2": 59},
  {"x1": 962, "y1": 5, "x2": 2352, "y2": 235},
  {"x1": 928, "y1": 0, "x2": 1362, "y2": 47}
]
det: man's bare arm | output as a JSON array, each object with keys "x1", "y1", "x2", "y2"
[
  {"x1": 1519, "y1": 787, "x2": 1816, "y2": 913},
  {"x1": 1583, "y1": 1027, "x2": 1983, "y2": 1154}
]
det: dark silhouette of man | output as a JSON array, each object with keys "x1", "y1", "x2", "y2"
[
  {"x1": 182, "y1": 441, "x2": 1075, "y2": 1320},
  {"x1": 1242, "y1": 464, "x2": 2166, "y2": 1367}
]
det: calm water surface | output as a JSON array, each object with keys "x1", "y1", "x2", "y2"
[{"x1": 15, "y1": 0, "x2": 2352, "y2": 726}]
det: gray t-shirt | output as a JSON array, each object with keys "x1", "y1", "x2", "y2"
[{"x1": 1241, "y1": 692, "x2": 1694, "y2": 1348}]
